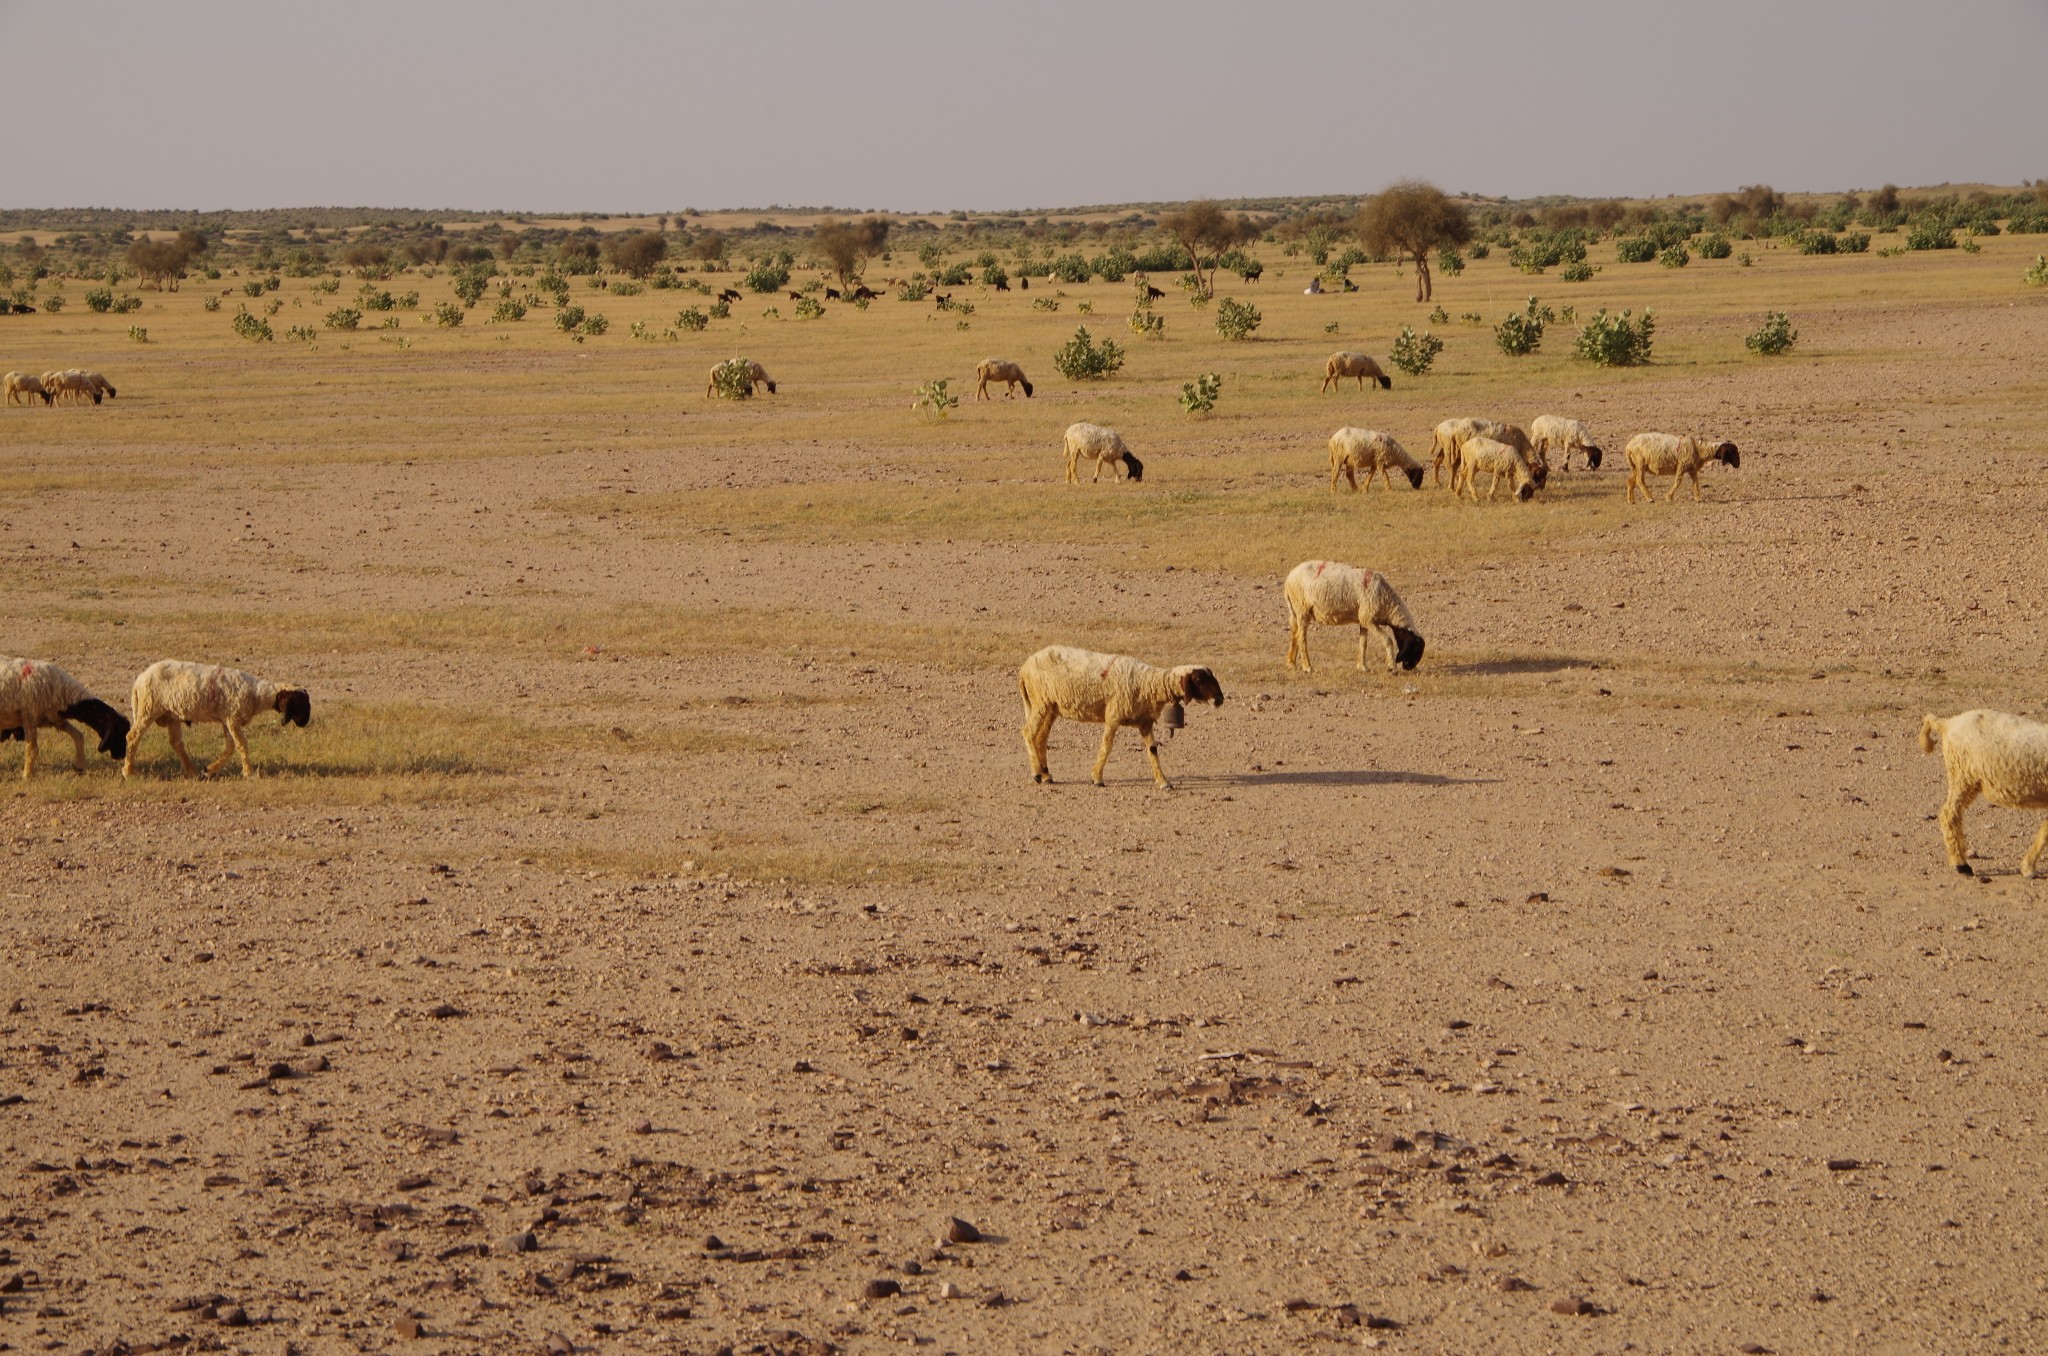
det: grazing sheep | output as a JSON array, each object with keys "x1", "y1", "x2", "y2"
[
  {"x1": 1454, "y1": 436, "x2": 1539, "y2": 502},
  {"x1": 1063, "y1": 422, "x2": 1144, "y2": 483},
  {"x1": 121, "y1": 660, "x2": 311, "y2": 780},
  {"x1": 993, "y1": 277, "x2": 1010, "y2": 293},
  {"x1": 3, "y1": 371, "x2": 51, "y2": 406},
  {"x1": 1241, "y1": 263, "x2": 1263, "y2": 283},
  {"x1": 1328, "y1": 427, "x2": 1424, "y2": 491},
  {"x1": 824, "y1": 287, "x2": 842, "y2": 301},
  {"x1": 974, "y1": 358, "x2": 1033, "y2": 400},
  {"x1": 0, "y1": 657, "x2": 130, "y2": 778},
  {"x1": 1430, "y1": 418, "x2": 1538, "y2": 488},
  {"x1": 705, "y1": 360, "x2": 777, "y2": 397},
  {"x1": 1019, "y1": 645, "x2": 1224, "y2": 788},
  {"x1": 1320, "y1": 351, "x2": 1391, "y2": 393},
  {"x1": 1623, "y1": 432, "x2": 1739, "y2": 503},
  {"x1": 1283, "y1": 561, "x2": 1424, "y2": 675},
  {"x1": 1530, "y1": 414, "x2": 1601, "y2": 471},
  {"x1": 1920, "y1": 709, "x2": 2048, "y2": 876}
]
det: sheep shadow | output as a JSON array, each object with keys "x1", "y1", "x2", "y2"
[
  {"x1": 1191, "y1": 769, "x2": 1500, "y2": 788},
  {"x1": 1438, "y1": 657, "x2": 1598, "y2": 676}
]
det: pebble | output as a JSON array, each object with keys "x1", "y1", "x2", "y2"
[
  {"x1": 864, "y1": 1278, "x2": 902, "y2": 1299},
  {"x1": 945, "y1": 1216, "x2": 983, "y2": 1244},
  {"x1": 392, "y1": 1317, "x2": 423, "y2": 1339},
  {"x1": 396, "y1": 1175, "x2": 432, "y2": 1191},
  {"x1": 1551, "y1": 1296, "x2": 1598, "y2": 1316},
  {"x1": 266, "y1": 1061, "x2": 294, "y2": 1081},
  {"x1": 498, "y1": 1231, "x2": 537, "y2": 1255},
  {"x1": 939, "y1": 1281, "x2": 961, "y2": 1299},
  {"x1": 380, "y1": 1239, "x2": 411, "y2": 1261},
  {"x1": 425, "y1": 1003, "x2": 463, "y2": 1019},
  {"x1": 1533, "y1": 1171, "x2": 1568, "y2": 1186},
  {"x1": 632, "y1": 1119, "x2": 654, "y2": 1136},
  {"x1": 1825, "y1": 1158, "x2": 1861, "y2": 1172},
  {"x1": 217, "y1": 1305, "x2": 249, "y2": 1327},
  {"x1": 543, "y1": 1334, "x2": 574, "y2": 1354}
]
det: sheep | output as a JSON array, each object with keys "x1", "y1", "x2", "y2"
[
  {"x1": 1063, "y1": 422, "x2": 1144, "y2": 483},
  {"x1": 1455, "y1": 436, "x2": 1541, "y2": 502},
  {"x1": 1019, "y1": 645, "x2": 1224, "y2": 788},
  {"x1": 3, "y1": 372, "x2": 51, "y2": 406},
  {"x1": 993, "y1": 277, "x2": 1010, "y2": 292},
  {"x1": 1328, "y1": 427, "x2": 1424, "y2": 492},
  {"x1": 1920, "y1": 709, "x2": 2048, "y2": 876},
  {"x1": 716, "y1": 288, "x2": 742, "y2": 304},
  {"x1": 82, "y1": 371, "x2": 115, "y2": 400},
  {"x1": 121, "y1": 660, "x2": 311, "y2": 780},
  {"x1": 824, "y1": 287, "x2": 842, "y2": 301},
  {"x1": 975, "y1": 358, "x2": 1033, "y2": 400},
  {"x1": 44, "y1": 369, "x2": 99, "y2": 405},
  {"x1": 1429, "y1": 418, "x2": 1539, "y2": 488},
  {"x1": 0, "y1": 657, "x2": 130, "y2": 778},
  {"x1": 1320, "y1": 351, "x2": 1390, "y2": 393},
  {"x1": 1529, "y1": 414, "x2": 1601, "y2": 471},
  {"x1": 1282, "y1": 561, "x2": 1424, "y2": 675},
  {"x1": 1623, "y1": 432, "x2": 1739, "y2": 503},
  {"x1": 705, "y1": 360, "x2": 776, "y2": 397},
  {"x1": 1017, "y1": 277, "x2": 1029, "y2": 291},
  {"x1": 1240, "y1": 263, "x2": 1263, "y2": 283}
]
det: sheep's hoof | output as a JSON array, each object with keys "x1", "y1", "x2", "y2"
[
  {"x1": 1956, "y1": 862, "x2": 1974, "y2": 876},
  {"x1": 1034, "y1": 772, "x2": 1051, "y2": 784}
]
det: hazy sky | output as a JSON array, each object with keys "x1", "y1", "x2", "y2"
[{"x1": 4, "y1": 0, "x2": 2041, "y2": 212}]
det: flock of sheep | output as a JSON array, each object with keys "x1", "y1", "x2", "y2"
[
  {"x1": 5, "y1": 367, "x2": 115, "y2": 406},
  {"x1": 7, "y1": 335, "x2": 2044, "y2": 882}
]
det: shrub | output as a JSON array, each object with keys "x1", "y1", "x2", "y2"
[
  {"x1": 1906, "y1": 219, "x2": 1955, "y2": 251},
  {"x1": 980, "y1": 264, "x2": 1008, "y2": 289},
  {"x1": 1468, "y1": 242, "x2": 1490, "y2": 260},
  {"x1": 1323, "y1": 321, "x2": 1339, "y2": 334},
  {"x1": 1838, "y1": 231, "x2": 1871, "y2": 253},
  {"x1": 1739, "y1": 251, "x2": 1754, "y2": 267},
  {"x1": 325, "y1": 307, "x2": 362, "y2": 330},
  {"x1": 1128, "y1": 306, "x2": 1164, "y2": 339},
  {"x1": 1089, "y1": 249, "x2": 1133, "y2": 284},
  {"x1": 360, "y1": 288, "x2": 396, "y2": 311},
  {"x1": 203, "y1": 295, "x2": 221, "y2": 312},
  {"x1": 37, "y1": 290, "x2": 61, "y2": 313},
  {"x1": 555, "y1": 305, "x2": 586, "y2": 332},
  {"x1": 1032, "y1": 296, "x2": 1060, "y2": 312},
  {"x1": 449, "y1": 266, "x2": 493, "y2": 307},
  {"x1": 1560, "y1": 260, "x2": 1595, "y2": 282},
  {"x1": 242, "y1": 280, "x2": 265, "y2": 297},
  {"x1": 1051, "y1": 326, "x2": 1125, "y2": 381},
  {"x1": 433, "y1": 302, "x2": 464, "y2": 327},
  {"x1": 708, "y1": 298, "x2": 731, "y2": 319},
  {"x1": 1050, "y1": 253, "x2": 1091, "y2": 284},
  {"x1": 264, "y1": 298, "x2": 283, "y2": 317},
  {"x1": 743, "y1": 259, "x2": 791, "y2": 293},
  {"x1": 1573, "y1": 308, "x2": 1655, "y2": 366},
  {"x1": 1389, "y1": 325, "x2": 1444, "y2": 377},
  {"x1": 794, "y1": 295, "x2": 825, "y2": 320},
  {"x1": 609, "y1": 280, "x2": 644, "y2": 296},
  {"x1": 1179, "y1": 372, "x2": 1221, "y2": 416},
  {"x1": 2026, "y1": 255, "x2": 2048, "y2": 287},
  {"x1": 936, "y1": 296, "x2": 974, "y2": 315},
  {"x1": 1436, "y1": 246, "x2": 1465, "y2": 277},
  {"x1": 1428, "y1": 305, "x2": 1449, "y2": 324},
  {"x1": 911, "y1": 378, "x2": 958, "y2": 420},
  {"x1": 231, "y1": 308, "x2": 273, "y2": 342},
  {"x1": 491, "y1": 297, "x2": 527, "y2": 323},
  {"x1": 676, "y1": 306, "x2": 708, "y2": 331},
  {"x1": 1658, "y1": 243, "x2": 1690, "y2": 269},
  {"x1": 1960, "y1": 238, "x2": 1982, "y2": 254},
  {"x1": 579, "y1": 312, "x2": 608, "y2": 336},
  {"x1": 312, "y1": 275, "x2": 341, "y2": 295},
  {"x1": 708, "y1": 357, "x2": 754, "y2": 400},
  {"x1": 84, "y1": 287, "x2": 112, "y2": 313},
  {"x1": 1795, "y1": 230, "x2": 1837, "y2": 255},
  {"x1": 128, "y1": 326, "x2": 149, "y2": 343},
  {"x1": 1214, "y1": 296, "x2": 1261, "y2": 341},
  {"x1": 896, "y1": 279, "x2": 929, "y2": 301},
  {"x1": 1458, "y1": 310, "x2": 1482, "y2": 325},
  {"x1": 934, "y1": 262, "x2": 972, "y2": 287},
  {"x1": 1493, "y1": 297, "x2": 1546, "y2": 356},
  {"x1": 1697, "y1": 234, "x2": 1733, "y2": 259},
  {"x1": 1615, "y1": 237, "x2": 1655, "y2": 263},
  {"x1": 1745, "y1": 311, "x2": 1797, "y2": 356}
]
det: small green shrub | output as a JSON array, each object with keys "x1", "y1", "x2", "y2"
[
  {"x1": 242, "y1": 280, "x2": 265, "y2": 298},
  {"x1": 360, "y1": 288, "x2": 395, "y2": 311},
  {"x1": 1493, "y1": 297, "x2": 1547, "y2": 356},
  {"x1": 934, "y1": 262, "x2": 972, "y2": 287},
  {"x1": 1560, "y1": 260, "x2": 1595, "y2": 282},
  {"x1": 579, "y1": 313, "x2": 608, "y2": 336},
  {"x1": 609, "y1": 280, "x2": 644, "y2": 296},
  {"x1": 743, "y1": 260, "x2": 791, "y2": 293},
  {"x1": 85, "y1": 287, "x2": 114, "y2": 313},
  {"x1": 1468, "y1": 242, "x2": 1490, "y2": 260},
  {"x1": 1214, "y1": 296, "x2": 1261, "y2": 341},
  {"x1": 1658, "y1": 243, "x2": 1690, "y2": 269},
  {"x1": 1738, "y1": 251, "x2": 1754, "y2": 267},
  {"x1": 897, "y1": 279, "x2": 929, "y2": 301},
  {"x1": 325, "y1": 307, "x2": 361, "y2": 330},
  {"x1": 1435, "y1": 247, "x2": 1465, "y2": 277},
  {"x1": 1128, "y1": 307, "x2": 1164, "y2": 339},
  {"x1": 980, "y1": 264, "x2": 1008, "y2": 289},
  {"x1": 1051, "y1": 326, "x2": 1125, "y2": 381},
  {"x1": 1838, "y1": 232, "x2": 1871, "y2": 254},
  {"x1": 1795, "y1": 230, "x2": 1837, "y2": 255},
  {"x1": 794, "y1": 295, "x2": 825, "y2": 320},
  {"x1": 708, "y1": 357, "x2": 754, "y2": 400},
  {"x1": 676, "y1": 307, "x2": 709, "y2": 331},
  {"x1": 1615, "y1": 237, "x2": 1655, "y2": 263},
  {"x1": 1389, "y1": 325, "x2": 1444, "y2": 377},
  {"x1": 937, "y1": 296, "x2": 975, "y2": 315},
  {"x1": 1744, "y1": 311, "x2": 1797, "y2": 356},
  {"x1": 202, "y1": 295, "x2": 221, "y2": 312},
  {"x1": 231, "y1": 308, "x2": 273, "y2": 342},
  {"x1": 284, "y1": 325, "x2": 316, "y2": 343},
  {"x1": 912, "y1": 377, "x2": 958, "y2": 420},
  {"x1": 1427, "y1": 305, "x2": 1449, "y2": 324},
  {"x1": 312, "y1": 275, "x2": 341, "y2": 295},
  {"x1": 1697, "y1": 234, "x2": 1734, "y2": 260},
  {"x1": 555, "y1": 305, "x2": 586, "y2": 332},
  {"x1": 1573, "y1": 308, "x2": 1655, "y2": 366},
  {"x1": 708, "y1": 298, "x2": 731, "y2": 319},
  {"x1": 1960, "y1": 238, "x2": 1982, "y2": 254},
  {"x1": 1906, "y1": 220, "x2": 1955, "y2": 251},
  {"x1": 491, "y1": 297, "x2": 527, "y2": 323},
  {"x1": 264, "y1": 297, "x2": 283, "y2": 317},
  {"x1": 1032, "y1": 296, "x2": 1060, "y2": 312},
  {"x1": 127, "y1": 325, "x2": 149, "y2": 343},
  {"x1": 1050, "y1": 254, "x2": 1091, "y2": 284},
  {"x1": 1179, "y1": 372, "x2": 1222, "y2": 416},
  {"x1": 1458, "y1": 310, "x2": 1483, "y2": 325},
  {"x1": 1323, "y1": 321, "x2": 1340, "y2": 334},
  {"x1": 2026, "y1": 255, "x2": 2048, "y2": 287},
  {"x1": 433, "y1": 302, "x2": 464, "y2": 327}
]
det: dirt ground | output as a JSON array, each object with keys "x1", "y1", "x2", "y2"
[{"x1": 5, "y1": 240, "x2": 2048, "y2": 1354}]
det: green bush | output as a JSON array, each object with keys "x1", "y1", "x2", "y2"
[
  {"x1": 491, "y1": 297, "x2": 527, "y2": 323},
  {"x1": 1560, "y1": 260, "x2": 1595, "y2": 282},
  {"x1": 1427, "y1": 305, "x2": 1449, "y2": 324},
  {"x1": 202, "y1": 295, "x2": 221, "y2": 312},
  {"x1": 1658, "y1": 243, "x2": 1690, "y2": 268},
  {"x1": 1838, "y1": 232, "x2": 1871, "y2": 254},
  {"x1": 794, "y1": 295, "x2": 825, "y2": 320},
  {"x1": 1179, "y1": 372, "x2": 1222, "y2": 416},
  {"x1": 312, "y1": 275, "x2": 341, "y2": 295},
  {"x1": 1697, "y1": 234, "x2": 1733, "y2": 260},
  {"x1": 676, "y1": 306, "x2": 708, "y2": 331},
  {"x1": 1468, "y1": 242, "x2": 1490, "y2": 260},
  {"x1": 1745, "y1": 311, "x2": 1797, "y2": 356},
  {"x1": 1051, "y1": 326, "x2": 1125, "y2": 380},
  {"x1": 555, "y1": 305, "x2": 586, "y2": 332},
  {"x1": 1050, "y1": 254, "x2": 1091, "y2": 284},
  {"x1": 896, "y1": 279, "x2": 929, "y2": 301},
  {"x1": 1458, "y1": 310, "x2": 1482, "y2": 325},
  {"x1": 1906, "y1": 220, "x2": 1955, "y2": 251},
  {"x1": 1572, "y1": 308, "x2": 1655, "y2": 366},
  {"x1": 84, "y1": 287, "x2": 113, "y2": 313},
  {"x1": 1796, "y1": 230, "x2": 1837, "y2": 255},
  {"x1": 128, "y1": 326, "x2": 149, "y2": 343},
  {"x1": 1615, "y1": 237, "x2": 1655, "y2": 263},
  {"x1": 743, "y1": 259, "x2": 791, "y2": 293},
  {"x1": 231, "y1": 308, "x2": 273, "y2": 342},
  {"x1": 360, "y1": 288, "x2": 396, "y2": 311},
  {"x1": 708, "y1": 357, "x2": 755, "y2": 400},
  {"x1": 41, "y1": 291, "x2": 63, "y2": 313},
  {"x1": 2025, "y1": 255, "x2": 2048, "y2": 286},
  {"x1": 912, "y1": 377, "x2": 958, "y2": 420},
  {"x1": 1435, "y1": 247, "x2": 1465, "y2": 277},
  {"x1": 1493, "y1": 297, "x2": 1547, "y2": 356},
  {"x1": 1214, "y1": 296, "x2": 1261, "y2": 341},
  {"x1": 1389, "y1": 325, "x2": 1444, "y2": 377},
  {"x1": 1128, "y1": 306, "x2": 1164, "y2": 339},
  {"x1": 325, "y1": 307, "x2": 362, "y2": 330},
  {"x1": 980, "y1": 264, "x2": 1008, "y2": 289},
  {"x1": 1090, "y1": 248, "x2": 1134, "y2": 283},
  {"x1": 579, "y1": 312, "x2": 608, "y2": 336},
  {"x1": 242, "y1": 280, "x2": 265, "y2": 298},
  {"x1": 933, "y1": 262, "x2": 972, "y2": 287},
  {"x1": 1032, "y1": 296, "x2": 1059, "y2": 312},
  {"x1": 708, "y1": 298, "x2": 731, "y2": 319},
  {"x1": 433, "y1": 302, "x2": 464, "y2": 327}
]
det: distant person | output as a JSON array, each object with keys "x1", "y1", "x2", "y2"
[{"x1": 1303, "y1": 276, "x2": 1323, "y2": 295}]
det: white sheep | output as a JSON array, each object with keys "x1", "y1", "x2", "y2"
[
  {"x1": 0, "y1": 657, "x2": 131, "y2": 778},
  {"x1": 1623, "y1": 432, "x2": 1739, "y2": 503},
  {"x1": 1019, "y1": 645, "x2": 1224, "y2": 789},
  {"x1": 1529, "y1": 414, "x2": 1602, "y2": 471},
  {"x1": 82, "y1": 371, "x2": 116, "y2": 401},
  {"x1": 974, "y1": 358, "x2": 1033, "y2": 400},
  {"x1": 1328, "y1": 427, "x2": 1424, "y2": 492},
  {"x1": 1063, "y1": 422, "x2": 1144, "y2": 483},
  {"x1": 42, "y1": 370, "x2": 87, "y2": 405},
  {"x1": 1320, "y1": 351, "x2": 1392, "y2": 393},
  {"x1": 1454, "y1": 435, "x2": 1539, "y2": 502},
  {"x1": 1921, "y1": 709, "x2": 2048, "y2": 876},
  {"x1": 1282, "y1": 561, "x2": 1424, "y2": 674},
  {"x1": 122, "y1": 660, "x2": 311, "y2": 780},
  {"x1": 1430, "y1": 418, "x2": 1538, "y2": 488},
  {"x1": 705, "y1": 360, "x2": 776, "y2": 397},
  {"x1": 3, "y1": 372, "x2": 52, "y2": 406}
]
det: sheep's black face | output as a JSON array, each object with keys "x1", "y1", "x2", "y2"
[
  {"x1": 1404, "y1": 467, "x2": 1425, "y2": 489},
  {"x1": 1584, "y1": 446, "x2": 1604, "y2": 470},
  {"x1": 279, "y1": 690, "x2": 312, "y2": 728},
  {"x1": 1392, "y1": 628, "x2": 1426, "y2": 671},
  {"x1": 1529, "y1": 464, "x2": 1549, "y2": 490},
  {"x1": 61, "y1": 699, "x2": 129, "y2": 758},
  {"x1": 1123, "y1": 453, "x2": 1144, "y2": 483},
  {"x1": 1376, "y1": 374, "x2": 1392, "y2": 390},
  {"x1": 1716, "y1": 443, "x2": 1740, "y2": 469},
  {"x1": 1180, "y1": 668, "x2": 1224, "y2": 707},
  {"x1": 763, "y1": 381, "x2": 777, "y2": 394},
  {"x1": 1020, "y1": 380, "x2": 1033, "y2": 398},
  {"x1": 0, "y1": 725, "x2": 21, "y2": 743},
  {"x1": 1515, "y1": 481, "x2": 1535, "y2": 502}
]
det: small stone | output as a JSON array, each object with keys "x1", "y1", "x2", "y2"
[
  {"x1": 1498, "y1": 1275, "x2": 1534, "y2": 1292},
  {"x1": 393, "y1": 1316, "x2": 423, "y2": 1339},
  {"x1": 945, "y1": 1216, "x2": 983, "y2": 1244},
  {"x1": 864, "y1": 1278, "x2": 902, "y2": 1299},
  {"x1": 1374, "y1": 1133, "x2": 1413, "y2": 1153},
  {"x1": 1739, "y1": 1344, "x2": 1772, "y2": 1354},
  {"x1": 380, "y1": 1239, "x2": 412, "y2": 1261},
  {"x1": 425, "y1": 1003, "x2": 463, "y2": 1019},
  {"x1": 939, "y1": 1281, "x2": 961, "y2": 1299},
  {"x1": 499, "y1": 1231, "x2": 537, "y2": 1255},
  {"x1": 266, "y1": 1061, "x2": 293, "y2": 1081},
  {"x1": 543, "y1": 1334, "x2": 574, "y2": 1354},
  {"x1": 1825, "y1": 1158, "x2": 1860, "y2": 1172},
  {"x1": 306, "y1": 1054, "x2": 330, "y2": 1072},
  {"x1": 396, "y1": 1174, "x2": 431, "y2": 1191},
  {"x1": 1532, "y1": 1171, "x2": 1568, "y2": 1187},
  {"x1": 217, "y1": 1305, "x2": 249, "y2": 1327},
  {"x1": 902, "y1": 1260, "x2": 923, "y2": 1275},
  {"x1": 1551, "y1": 1296, "x2": 1597, "y2": 1315},
  {"x1": 1282, "y1": 1297, "x2": 1316, "y2": 1312},
  {"x1": 703, "y1": 1235, "x2": 725, "y2": 1251},
  {"x1": 632, "y1": 1119, "x2": 653, "y2": 1136},
  {"x1": 792, "y1": 1060, "x2": 814, "y2": 1073},
  {"x1": 645, "y1": 1041, "x2": 674, "y2": 1062}
]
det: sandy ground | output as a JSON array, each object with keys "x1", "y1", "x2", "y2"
[{"x1": 5, "y1": 259, "x2": 2048, "y2": 1355}]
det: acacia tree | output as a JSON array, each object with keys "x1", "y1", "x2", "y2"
[
  {"x1": 126, "y1": 236, "x2": 198, "y2": 290},
  {"x1": 603, "y1": 230, "x2": 668, "y2": 279},
  {"x1": 1357, "y1": 180, "x2": 1471, "y2": 303},
  {"x1": 812, "y1": 216, "x2": 891, "y2": 285},
  {"x1": 1159, "y1": 201, "x2": 1257, "y2": 298}
]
